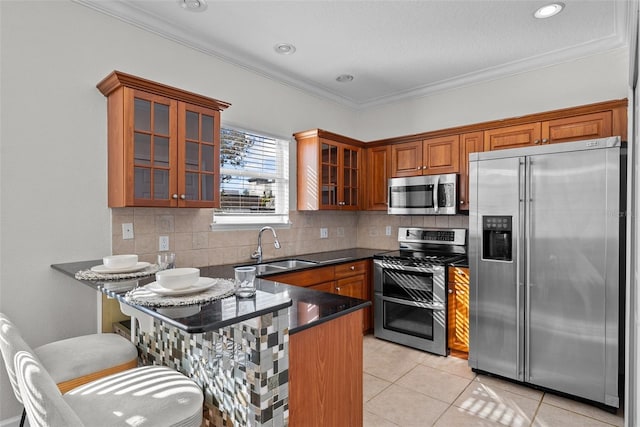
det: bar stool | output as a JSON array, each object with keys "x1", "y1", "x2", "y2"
[
  {"x1": 0, "y1": 314, "x2": 137, "y2": 425},
  {"x1": 1, "y1": 313, "x2": 203, "y2": 427}
]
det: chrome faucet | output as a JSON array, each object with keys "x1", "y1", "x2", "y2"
[{"x1": 251, "y1": 226, "x2": 281, "y2": 264}]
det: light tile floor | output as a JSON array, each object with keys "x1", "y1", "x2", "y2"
[{"x1": 363, "y1": 335, "x2": 624, "y2": 427}]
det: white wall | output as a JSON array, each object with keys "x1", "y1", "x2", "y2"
[
  {"x1": 0, "y1": 0, "x2": 631, "y2": 424},
  {"x1": 0, "y1": 0, "x2": 355, "y2": 421},
  {"x1": 353, "y1": 48, "x2": 629, "y2": 141}
]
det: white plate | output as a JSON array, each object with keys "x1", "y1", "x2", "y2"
[
  {"x1": 144, "y1": 277, "x2": 216, "y2": 296},
  {"x1": 91, "y1": 262, "x2": 151, "y2": 274}
]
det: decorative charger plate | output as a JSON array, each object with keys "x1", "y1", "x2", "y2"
[
  {"x1": 125, "y1": 278, "x2": 236, "y2": 307},
  {"x1": 90, "y1": 262, "x2": 151, "y2": 274},
  {"x1": 145, "y1": 278, "x2": 215, "y2": 296}
]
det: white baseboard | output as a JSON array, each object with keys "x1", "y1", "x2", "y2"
[{"x1": 0, "y1": 414, "x2": 22, "y2": 427}]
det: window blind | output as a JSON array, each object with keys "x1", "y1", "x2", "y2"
[{"x1": 214, "y1": 127, "x2": 289, "y2": 224}]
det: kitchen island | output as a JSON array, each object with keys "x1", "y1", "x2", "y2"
[{"x1": 52, "y1": 255, "x2": 372, "y2": 427}]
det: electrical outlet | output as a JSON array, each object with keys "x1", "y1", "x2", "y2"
[
  {"x1": 320, "y1": 228, "x2": 328, "y2": 239},
  {"x1": 385, "y1": 225, "x2": 392, "y2": 236},
  {"x1": 159, "y1": 235, "x2": 169, "y2": 251},
  {"x1": 122, "y1": 223, "x2": 134, "y2": 240}
]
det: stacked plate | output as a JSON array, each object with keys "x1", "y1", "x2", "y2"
[
  {"x1": 91, "y1": 255, "x2": 151, "y2": 273},
  {"x1": 145, "y1": 268, "x2": 215, "y2": 296}
]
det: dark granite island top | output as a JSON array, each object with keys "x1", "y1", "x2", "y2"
[
  {"x1": 52, "y1": 248, "x2": 378, "y2": 426},
  {"x1": 51, "y1": 251, "x2": 374, "y2": 334}
]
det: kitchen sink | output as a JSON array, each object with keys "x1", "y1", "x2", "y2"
[
  {"x1": 238, "y1": 259, "x2": 319, "y2": 275},
  {"x1": 264, "y1": 259, "x2": 318, "y2": 269},
  {"x1": 253, "y1": 264, "x2": 287, "y2": 274}
]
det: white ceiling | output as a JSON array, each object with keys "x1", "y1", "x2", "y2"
[{"x1": 77, "y1": 0, "x2": 631, "y2": 109}]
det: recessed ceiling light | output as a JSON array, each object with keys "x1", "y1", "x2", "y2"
[
  {"x1": 180, "y1": 0, "x2": 207, "y2": 12},
  {"x1": 534, "y1": 3, "x2": 564, "y2": 19},
  {"x1": 274, "y1": 43, "x2": 296, "y2": 55},
  {"x1": 336, "y1": 74, "x2": 354, "y2": 83}
]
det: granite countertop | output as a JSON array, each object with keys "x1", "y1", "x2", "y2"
[
  {"x1": 51, "y1": 248, "x2": 380, "y2": 335},
  {"x1": 449, "y1": 257, "x2": 469, "y2": 268}
]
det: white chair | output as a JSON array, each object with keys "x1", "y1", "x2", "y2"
[
  {"x1": 1, "y1": 313, "x2": 203, "y2": 427},
  {"x1": 0, "y1": 313, "x2": 138, "y2": 426}
]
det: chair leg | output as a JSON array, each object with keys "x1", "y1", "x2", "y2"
[{"x1": 19, "y1": 408, "x2": 26, "y2": 427}]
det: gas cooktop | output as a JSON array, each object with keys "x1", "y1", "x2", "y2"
[{"x1": 374, "y1": 227, "x2": 468, "y2": 264}]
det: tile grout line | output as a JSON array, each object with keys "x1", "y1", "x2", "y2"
[{"x1": 528, "y1": 391, "x2": 546, "y2": 427}]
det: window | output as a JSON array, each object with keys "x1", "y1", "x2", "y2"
[{"x1": 212, "y1": 126, "x2": 289, "y2": 226}]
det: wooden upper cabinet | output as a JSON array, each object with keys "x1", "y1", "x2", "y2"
[
  {"x1": 390, "y1": 140, "x2": 422, "y2": 177},
  {"x1": 544, "y1": 111, "x2": 612, "y2": 143},
  {"x1": 97, "y1": 71, "x2": 230, "y2": 208},
  {"x1": 295, "y1": 129, "x2": 363, "y2": 210},
  {"x1": 391, "y1": 135, "x2": 460, "y2": 177},
  {"x1": 458, "y1": 132, "x2": 483, "y2": 211},
  {"x1": 484, "y1": 111, "x2": 615, "y2": 152},
  {"x1": 484, "y1": 122, "x2": 542, "y2": 151},
  {"x1": 423, "y1": 135, "x2": 460, "y2": 174},
  {"x1": 365, "y1": 145, "x2": 391, "y2": 210}
]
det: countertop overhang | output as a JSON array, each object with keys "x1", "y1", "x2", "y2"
[{"x1": 51, "y1": 248, "x2": 377, "y2": 334}]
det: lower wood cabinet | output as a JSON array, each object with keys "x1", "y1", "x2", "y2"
[
  {"x1": 269, "y1": 260, "x2": 372, "y2": 332},
  {"x1": 448, "y1": 266, "x2": 470, "y2": 355},
  {"x1": 289, "y1": 310, "x2": 363, "y2": 426}
]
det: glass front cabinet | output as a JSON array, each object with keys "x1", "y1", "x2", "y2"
[
  {"x1": 97, "y1": 71, "x2": 230, "y2": 208},
  {"x1": 295, "y1": 129, "x2": 363, "y2": 210}
]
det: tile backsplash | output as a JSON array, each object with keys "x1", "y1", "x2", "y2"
[{"x1": 111, "y1": 208, "x2": 469, "y2": 267}]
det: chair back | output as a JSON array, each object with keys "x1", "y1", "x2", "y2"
[
  {"x1": 0, "y1": 313, "x2": 83, "y2": 426},
  {"x1": 0, "y1": 313, "x2": 26, "y2": 403},
  {"x1": 15, "y1": 350, "x2": 84, "y2": 427}
]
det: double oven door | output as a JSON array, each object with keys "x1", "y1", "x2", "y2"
[{"x1": 373, "y1": 259, "x2": 447, "y2": 356}]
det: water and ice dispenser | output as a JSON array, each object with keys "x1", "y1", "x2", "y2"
[{"x1": 482, "y1": 216, "x2": 512, "y2": 261}]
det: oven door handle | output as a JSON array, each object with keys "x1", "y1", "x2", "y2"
[
  {"x1": 374, "y1": 263, "x2": 444, "y2": 274},
  {"x1": 378, "y1": 295, "x2": 446, "y2": 311}
]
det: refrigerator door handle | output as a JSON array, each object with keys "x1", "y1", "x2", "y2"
[
  {"x1": 524, "y1": 156, "x2": 532, "y2": 381},
  {"x1": 528, "y1": 159, "x2": 534, "y2": 202},
  {"x1": 517, "y1": 158, "x2": 526, "y2": 381}
]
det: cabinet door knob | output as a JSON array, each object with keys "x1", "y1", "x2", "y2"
[
  {"x1": 534, "y1": 139, "x2": 541, "y2": 144},
  {"x1": 172, "y1": 194, "x2": 179, "y2": 199},
  {"x1": 460, "y1": 200, "x2": 465, "y2": 205},
  {"x1": 180, "y1": 194, "x2": 186, "y2": 200},
  {"x1": 448, "y1": 289, "x2": 454, "y2": 294},
  {"x1": 350, "y1": 265, "x2": 355, "y2": 270},
  {"x1": 336, "y1": 287, "x2": 341, "y2": 292},
  {"x1": 542, "y1": 138, "x2": 549, "y2": 144}
]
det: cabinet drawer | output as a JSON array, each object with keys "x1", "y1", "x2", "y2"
[
  {"x1": 269, "y1": 266, "x2": 335, "y2": 287},
  {"x1": 334, "y1": 260, "x2": 368, "y2": 279}
]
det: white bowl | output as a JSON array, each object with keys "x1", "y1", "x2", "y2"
[
  {"x1": 103, "y1": 254, "x2": 138, "y2": 269},
  {"x1": 156, "y1": 268, "x2": 200, "y2": 290}
]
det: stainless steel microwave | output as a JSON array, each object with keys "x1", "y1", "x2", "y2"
[{"x1": 388, "y1": 174, "x2": 458, "y2": 215}]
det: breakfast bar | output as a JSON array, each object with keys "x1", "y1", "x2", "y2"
[{"x1": 52, "y1": 258, "x2": 371, "y2": 426}]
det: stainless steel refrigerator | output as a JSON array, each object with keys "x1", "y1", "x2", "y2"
[{"x1": 468, "y1": 136, "x2": 625, "y2": 408}]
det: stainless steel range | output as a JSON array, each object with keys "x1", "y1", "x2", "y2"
[{"x1": 373, "y1": 227, "x2": 467, "y2": 356}]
